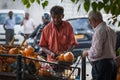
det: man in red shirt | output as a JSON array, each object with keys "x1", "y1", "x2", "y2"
[{"x1": 39, "y1": 5, "x2": 78, "y2": 62}]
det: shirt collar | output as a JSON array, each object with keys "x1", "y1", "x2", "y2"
[
  {"x1": 94, "y1": 22, "x2": 106, "y2": 31},
  {"x1": 52, "y1": 21, "x2": 64, "y2": 28}
]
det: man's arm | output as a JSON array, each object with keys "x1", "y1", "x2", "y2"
[
  {"x1": 67, "y1": 44, "x2": 76, "y2": 52},
  {"x1": 3, "y1": 24, "x2": 6, "y2": 30},
  {"x1": 39, "y1": 47, "x2": 55, "y2": 58}
]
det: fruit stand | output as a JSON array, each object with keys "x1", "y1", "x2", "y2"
[{"x1": 0, "y1": 45, "x2": 81, "y2": 80}]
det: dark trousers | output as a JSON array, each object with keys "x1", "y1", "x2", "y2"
[
  {"x1": 5, "y1": 29, "x2": 14, "y2": 45},
  {"x1": 92, "y1": 59, "x2": 117, "y2": 80}
]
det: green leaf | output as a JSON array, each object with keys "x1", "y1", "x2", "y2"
[
  {"x1": 118, "y1": 21, "x2": 120, "y2": 27},
  {"x1": 26, "y1": 2, "x2": 31, "y2": 8},
  {"x1": 111, "y1": 4, "x2": 116, "y2": 15},
  {"x1": 103, "y1": 0, "x2": 109, "y2": 4},
  {"x1": 77, "y1": 4, "x2": 81, "y2": 12},
  {"x1": 118, "y1": 0, "x2": 120, "y2": 4},
  {"x1": 84, "y1": 0, "x2": 90, "y2": 12},
  {"x1": 30, "y1": 0, "x2": 35, "y2": 3},
  {"x1": 117, "y1": 47, "x2": 120, "y2": 55},
  {"x1": 13, "y1": 0, "x2": 15, "y2": 1},
  {"x1": 92, "y1": 2, "x2": 97, "y2": 11},
  {"x1": 22, "y1": 0, "x2": 28, "y2": 5},
  {"x1": 36, "y1": 0, "x2": 40, "y2": 4},
  {"x1": 42, "y1": 1, "x2": 48, "y2": 9},
  {"x1": 97, "y1": 2, "x2": 104, "y2": 11},
  {"x1": 42, "y1": 3, "x2": 45, "y2": 9},
  {"x1": 44, "y1": 0, "x2": 48, "y2": 6},
  {"x1": 104, "y1": 5, "x2": 110, "y2": 13},
  {"x1": 71, "y1": 0, "x2": 76, "y2": 3}
]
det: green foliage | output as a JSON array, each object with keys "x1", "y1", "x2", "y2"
[
  {"x1": 103, "y1": 0, "x2": 109, "y2": 4},
  {"x1": 71, "y1": 0, "x2": 76, "y2": 3},
  {"x1": 97, "y1": 2, "x2": 104, "y2": 11},
  {"x1": 77, "y1": 4, "x2": 81, "y2": 12},
  {"x1": 42, "y1": 0, "x2": 48, "y2": 9},
  {"x1": 36, "y1": 0, "x2": 40, "y2": 4},
  {"x1": 30, "y1": 0, "x2": 35, "y2": 3},
  {"x1": 104, "y1": 5, "x2": 110, "y2": 14},
  {"x1": 119, "y1": 22, "x2": 120, "y2": 27},
  {"x1": 84, "y1": 0, "x2": 90, "y2": 12},
  {"x1": 26, "y1": 2, "x2": 31, "y2": 8},
  {"x1": 91, "y1": 2, "x2": 97, "y2": 11},
  {"x1": 22, "y1": 0, "x2": 28, "y2": 5},
  {"x1": 117, "y1": 47, "x2": 120, "y2": 56},
  {"x1": 16, "y1": 0, "x2": 120, "y2": 26}
]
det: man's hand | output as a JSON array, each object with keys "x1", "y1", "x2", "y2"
[
  {"x1": 82, "y1": 50, "x2": 88, "y2": 57},
  {"x1": 50, "y1": 51, "x2": 55, "y2": 59},
  {"x1": 39, "y1": 47, "x2": 56, "y2": 59}
]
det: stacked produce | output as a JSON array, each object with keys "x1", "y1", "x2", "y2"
[
  {"x1": 0, "y1": 42, "x2": 76, "y2": 80},
  {"x1": 0, "y1": 44, "x2": 41, "y2": 72}
]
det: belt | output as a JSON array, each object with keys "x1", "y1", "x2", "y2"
[{"x1": 92, "y1": 58, "x2": 114, "y2": 64}]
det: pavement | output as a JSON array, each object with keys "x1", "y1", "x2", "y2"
[{"x1": 86, "y1": 63, "x2": 92, "y2": 80}]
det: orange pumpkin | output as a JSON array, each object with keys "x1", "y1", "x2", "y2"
[
  {"x1": 64, "y1": 52, "x2": 74, "y2": 62},
  {"x1": 7, "y1": 48, "x2": 19, "y2": 64},
  {"x1": 9, "y1": 48, "x2": 19, "y2": 54},
  {"x1": 21, "y1": 50, "x2": 26, "y2": 56},
  {"x1": 24, "y1": 46, "x2": 34, "y2": 56},
  {"x1": 57, "y1": 53, "x2": 64, "y2": 61}
]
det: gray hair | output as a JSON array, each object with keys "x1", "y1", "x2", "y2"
[{"x1": 88, "y1": 11, "x2": 103, "y2": 21}]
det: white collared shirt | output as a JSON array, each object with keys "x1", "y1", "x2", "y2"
[{"x1": 88, "y1": 22, "x2": 116, "y2": 61}]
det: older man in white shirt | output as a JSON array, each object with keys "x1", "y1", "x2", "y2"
[
  {"x1": 82, "y1": 11, "x2": 117, "y2": 80},
  {"x1": 21, "y1": 12, "x2": 35, "y2": 38}
]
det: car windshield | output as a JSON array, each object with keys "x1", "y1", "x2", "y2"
[
  {"x1": 0, "y1": 13, "x2": 24, "y2": 25},
  {"x1": 67, "y1": 18, "x2": 92, "y2": 32}
]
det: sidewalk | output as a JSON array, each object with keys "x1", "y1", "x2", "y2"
[{"x1": 86, "y1": 63, "x2": 92, "y2": 80}]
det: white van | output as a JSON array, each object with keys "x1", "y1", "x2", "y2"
[{"x1": 0, "y1": 9, "x2": 25, "y2": 45}]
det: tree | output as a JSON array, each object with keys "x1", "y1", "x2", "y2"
[{"x1": 13, "y1": 0, "x2": 120, "y2": 26}]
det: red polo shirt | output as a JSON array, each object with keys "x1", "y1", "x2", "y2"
[{"x1": 39, "y1": 21, "x2": 78, "y2": 61}]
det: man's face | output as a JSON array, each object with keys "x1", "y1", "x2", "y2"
[
  {"x1": 42, "y1": 18, "x2": 49, "y2": 24},
  {"x1": 88, "y1": 18, "x2": 96, "y2": 28},
  {"x1": 51, "y1": 14, "x2": 63, "y2": 26},
  {"x1": 25, "y1": 13, "x2": 29, "y2": 19},
  {"x1": 9, "y1": 12, "x2": 13, "y2": 18}
]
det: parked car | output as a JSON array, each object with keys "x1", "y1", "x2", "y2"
[
  {"x1": 0, "y1": 9, "x2": 25, "y2": 45},
  {"x1": 66, "y1": 17, "x2": 94, "y2": 60}
]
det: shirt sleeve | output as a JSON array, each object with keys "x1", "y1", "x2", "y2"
[
  {"x1": 39, "y1": 27, "x2": 48, "y2": 47},
  {"x1": 68, "y1": 23, "x2": 78, "y2": 47}
]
